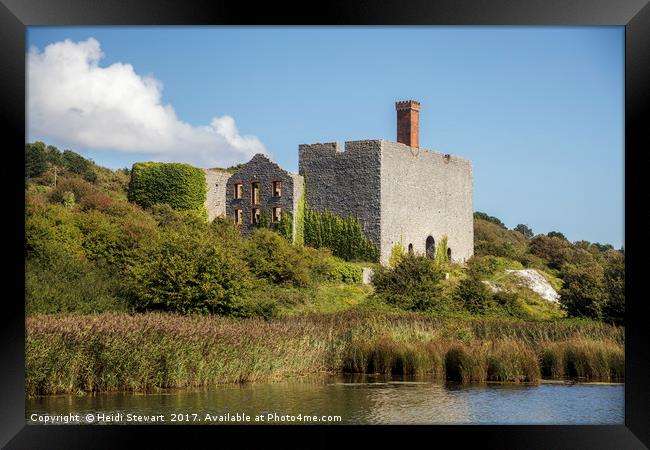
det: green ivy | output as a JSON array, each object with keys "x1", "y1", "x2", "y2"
[
  {"x1": 294, "y1": 183, "x2": 305, "y2": 245},
  {"x1": 127, "y1": 162, "x2": 207, "y2": 216},
  {"x1": 304, "y1": 208, "x2": 378, "y2": 262},
  {"x1": 435, "y1": 235, "x2": 449, "y2": 266}
]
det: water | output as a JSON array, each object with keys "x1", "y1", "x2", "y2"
[{"x1": 26, "y1": 374, "x2": 624, "y2": 425}]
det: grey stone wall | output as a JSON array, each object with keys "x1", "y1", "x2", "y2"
[
  {"x1": 203, "y1": 168, "x2": 232, "y2": 221},
  {"x1": 298, "y1": 141, "x2": 382, "y2": 246},
  {"x1": 225, "y1": 154, "x2": 299, "y2": 238},
  {"x1": 379, "y1": 141, "x2": 473, "y2": 265}
]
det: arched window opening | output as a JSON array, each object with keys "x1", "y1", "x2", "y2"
[
  {"x1": 425, "y1": 236, "x2": 435, "y2": 259},
  {"x1": 408, "y1": 243, "x2": 414, "y2": 255},
  {"x1": 447, "y1": 247, "x2": 452, "y2": 261}
]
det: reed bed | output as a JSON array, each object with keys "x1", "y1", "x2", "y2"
[{"x1": 26, "y1": 311, "x2": 624, "y2": 395}]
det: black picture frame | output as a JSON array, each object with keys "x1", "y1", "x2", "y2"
[{"x1": 2, "y1": 0, "x2": 648, "y2": 447}]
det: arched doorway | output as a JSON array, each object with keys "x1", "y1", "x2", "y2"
[
  {"x1": 447, "y1": 248, "x2": 452, "y2": 261},
  {"x1": 408, "y1": 243, "x2": 414, "y2": 255},
  {"x1": 425, "y1": 236, "x2": 435, "y2": 259}
]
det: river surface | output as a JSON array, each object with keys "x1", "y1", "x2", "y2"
[{"x1": 26, "y1": 374, "x2": 624, "y2": 425}]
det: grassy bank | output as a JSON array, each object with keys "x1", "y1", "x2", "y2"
[{"x1": 26, "y1": 312, "x2": 624, "y2": 396}]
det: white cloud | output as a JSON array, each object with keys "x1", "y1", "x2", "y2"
[{"x1": 27, "y1": 37, "x2": 267, "y2": 167}]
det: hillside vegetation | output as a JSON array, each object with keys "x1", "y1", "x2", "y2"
[
  {"x1": 24, "y1": 142, "x2": 625, "y2": 390},
  {"x1": 25, "y1": 141, "x2": 624, "y2": 323}
]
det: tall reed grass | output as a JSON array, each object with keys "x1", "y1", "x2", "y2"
[{"x1": 26, "y1": 311, "x2": 624, "y2": 395}]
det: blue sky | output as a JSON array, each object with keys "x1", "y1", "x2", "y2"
[{"x1": 26, "y1": 27, "x2": 624, "y2": 248}]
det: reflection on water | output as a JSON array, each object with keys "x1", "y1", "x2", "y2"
[{"x1": 26, "y1": 374, "x2": 624, "y2": 425}]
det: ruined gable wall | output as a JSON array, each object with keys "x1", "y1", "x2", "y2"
[
  {"x1": 225, "y1": 155, "x2": 296, "y2": 237},
  {"x1": 379, "y1": 141, "x2": 473, "y2": 265}
]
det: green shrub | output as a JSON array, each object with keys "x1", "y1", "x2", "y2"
[
  {"x1": 304, "y1": 209, "x2": 378, "y2": 262},
  {"x1": 372, "y1": 254, "x2": 449, "y2": 312},
  {"x1": 467, "y1": 255, "x2": 524, "y2": 279},
  {"x1": 388, "y1": 241, "x2": 406, "y2": 268},
  {"x1": 243, "y1": 228, "x2": 312, "y2": 287},
  {"x1": 326, "y1": 259, "x2": 363, "y2": 284},
  {"x1": 455, "y1": 277, "x2": 494, "y2": 314},
  {"x1": 49, "y1": 177, "x2": 97, "y2": 204},
  {"x1": 127, "y1": 162, "x2": 207, "y2": 215},
  {"x1": 126, "y1": 229, "x2": 253, "y2": 314},
  {"x1": 25, "y1": 203, "x2": 86, "y2": 263},
  {"x1": 26, "y1": 256, "x2": 127, "y2": 314},
  {"x1": 559, "y1": 263, "x2": 608, "y2": 320}
]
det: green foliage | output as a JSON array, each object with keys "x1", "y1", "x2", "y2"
[
  {"x1": 25, "y1": 142, "x2": 48, "y2": 179},
  {"x1": 474, "y1": 211, "x2": 506, "y2": 229},
  {"x1": 434, "y1": 235, "x2": 449, "y2": 266},
  {"x1": 388, "y1": 241, "x2": 406, "y2": 268},
  {"x1": 467, "y1": 255, "x2": 524, "y2": 279},
  {"x1": 294, "y1": 187, "x2": 305, "y2": 245},
  {"x1": 26, "y1": 257, "x2": 127, "y2": 315},
  {"x1": 513, "y1": 224, "x2": 533, "y2": 239},
  {"x1": 603, "y1": 251, "x2": 625, "y2": 325},
  {"x1": 559, "y1": 263, "x2": 608, "y2": 320},
  {"x1": 127, "y1": 228, "x2": 254, "y2": 314},
  {"x1": 372, "y1": 254, "x2": 449, "y2": 312},
  {"x1": 127, "y1": 162, "x2": 207, "y2": 216},
  {"x1": 225, "y1": 163, "x2": 244, "y2": 173},
  {"x1": 474, "y1": 218, "x2": 527, "y2": 260},
  {"x1": 455, "y1": 277, "x2": 494, "y2": 314},
  {"x1": 61, "y1": 191, "x2": 75, "y2": 208},
  {"x1": 326, "y1": 259, "x2": 363, "y2": 284},
  {"x1": 243, "y1": 228, "x2": 312, "y2": 287},
  {"x1": 304, "y1": 209, "x2": 378, "y2": 262},
  {"x1": 62, "y1": 150, "x2": 97, "y2": 182},
  {"x1": 547, "y1": 231, "x2": 568, "y2": 241},
  {"x1": 275, "y1": 211, "x2": 294, "y2": 241},
  {"x1": 256, "y1": 209, "x2": 271, "y2": 229},
  {"x1": 49, "y1": 176, "x2": 97, "y2": 204}
]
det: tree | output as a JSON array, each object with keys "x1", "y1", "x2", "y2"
[
  {"x1": 513, "y1": 224, "x2": 533, "y2": 239},
  {"x1": 474, "y1": 211, "x2": 506, "y2": 229},
  {"x1": 529, "y1": 235, "x2": 573, "y2": 270},
  {"x1": 455, "y1": 277, "x2": 494, "y2": 314},
  {"x1": 559, "y1": 263, "x2": 608, "y2": 319},
  {"x1": 547, "y1": 231, "x2": 568, "y2": 241},
  {"x1": 25, "y1": 143, "x2": 48, "y2": 179},
  {"x1": 62, "y1": 150, "x2": 97, "y2": 182},
  {"x1": 602, "y1": 251, "x2": 624, "y2": 325},
  {"x1": 372, "y1": 254, "x2": 447, "y2": 312}
]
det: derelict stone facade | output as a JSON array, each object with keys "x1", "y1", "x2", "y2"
[
  {"x1": 203, "y1": 168, "x2": 231, "y2": 221},
  {"x1": 298, "y1": 139, "x2": 473, "y2": 265},
  {"x1": 225, "y1": 154, "x2": 303, "y2": 241},
  {"x1": 379, "y1": 141, "x2": 473, "y2": 266},
  {"x1": 298, "y1": 141, "x2": 382, "y2": 246},
  {"x1": 203, "y1": 100, "x2": 473, "y2": 265}
]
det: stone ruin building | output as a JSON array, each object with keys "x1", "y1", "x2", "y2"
[{"x1": 205, "y1": 100, "x2": 473, "y2": 265}]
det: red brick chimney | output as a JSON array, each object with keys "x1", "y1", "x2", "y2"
[{"x1": 395, "y1": 100, "x2": 421, "y2": 148}]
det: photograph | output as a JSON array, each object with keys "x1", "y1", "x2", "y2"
[{"x1": 21, "y1": 25, "x2": 628, "y2": 428}]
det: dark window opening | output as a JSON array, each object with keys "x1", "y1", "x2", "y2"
[
  {"x1": 408, "y1": 243, "x2": 414, "y2": 255},
  {"x1": 273, "y1": 181, "x2": 282, "y2": 197},
  {"x1": 251, "y1": 182, "x2": 260, "y2": 204},
  {"x1": 234, "y1": 209, "x2": 243, "y2": 225},
  {"x1": 234, "y1": 183, "x2": 243, "y2": 199},
  {"x1": 425, "y1": 236, "x2": 435, "y2": 259},
  {"x1": 251, "y1": 208, "x2": 261, "y2": 224},
  {"x1": 447, "y1": 248, "x2": 452, "y2": 260},
  {"x1": 272, "y1": 207, "x2": 282, "y2": 223}
]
